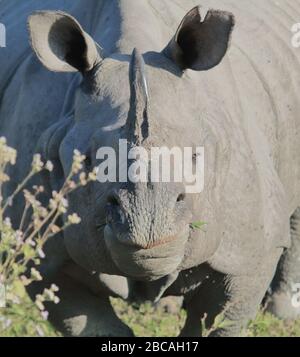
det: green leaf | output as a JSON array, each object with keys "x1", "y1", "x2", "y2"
[{"x1": 190, "y1": 221, "x2": 207, "y2": 231}]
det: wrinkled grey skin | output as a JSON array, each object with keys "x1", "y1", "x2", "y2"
[{"x1": 1, "y1": 0, "x2": 300, "y2": 337}]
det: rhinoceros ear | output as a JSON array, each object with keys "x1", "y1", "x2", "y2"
[
  {"x1": 28, "y1": 11, "x2": 101, "y2": 73},
  {"x1": 164, "y1": 6, "x2": 234, "y2": 71}
]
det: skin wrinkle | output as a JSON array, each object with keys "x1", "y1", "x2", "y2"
[
  {"x1": 286, "y1": 0, "x2": 300, "y2": 15},
  {"x1": 255, "y1": 0, "x2": 296, "y2": 28},
  {"x1": 235, "y1": 45, "x2": 280, "y2": 149},
  {"x1": 0, "y1": 48, "x2": 32, "y2": 102},
  {"x1": 243, "y1": 2, "x2": 300, "y2": 205},
  {"x1": 231, "y1": 2, "x2": 299, "y2": 212}
]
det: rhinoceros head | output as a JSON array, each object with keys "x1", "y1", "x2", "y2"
[{"x1": 28, "y1": 7, "x2": 234, "y2": 280}]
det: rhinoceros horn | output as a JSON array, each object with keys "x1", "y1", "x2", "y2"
[{"x1": 126, "y1": 48, "x2": 150, "y2": 145}]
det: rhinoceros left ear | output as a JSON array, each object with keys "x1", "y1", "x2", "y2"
[
  {"x1": 164, "y1": 6, "x2": 234, "y2": 71},
  {"x1": 28, "y1": 11, "x2": 102, "y2": 73}
]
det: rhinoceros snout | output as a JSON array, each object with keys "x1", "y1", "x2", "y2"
[
  {"x1": 102, "y1": 186, "x2": 190, "y2": 278},
  {"x1": 104, "y1": 190, "x2": 180, "y2": 250}
]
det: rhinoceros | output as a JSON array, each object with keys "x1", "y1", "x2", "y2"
[{"x1": 1, "y1": 0, "x2": 300, "y2": 337}]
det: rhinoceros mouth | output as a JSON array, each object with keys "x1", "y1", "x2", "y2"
[{"x1": 103, "y1": 225, "x2": 185, "y2": 281}]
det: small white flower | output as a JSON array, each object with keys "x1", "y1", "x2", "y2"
[
  {"x1": 26, "y1": 238, "x2": 36, "y2": 247},
  {"x1": 58, "y1": 205, "x2": 67, "y2": 214},
  {"x1": 79, "y1": 172, "x2": 87, "y2": 186},
  {"x1": 53, "y1": 296, "x2": 60, "y2": 304},
  {"x1": 50, "y1": 284, "x2": 59, "y2": 293},
  {"x1": 32, "y1": 154, "x2": 44, "y2": 173},
  {"x1": 67, "y1": 213, "x2": 81, "y2": 225},
  {"x1": 3, "y1": 217, "x2": 12, "y2": 228},
  {"x1": 41, "y1": 310, "x2": 49, "y2": 321},
  {"x1": 68, "y1": 180, "x2": 76, "y2": 189},
  {"x1": 33, "y1": 185, "x2": 44, "y2": 193},
  {"x1": 15, "y1": 230, "x2": 24, "y2": 244},
  {"x1": 44, "y1": 288, "x2": 55, "y2": 301},
  {"x1": 37, "y1": 248, "x2": 45, "y2": 259},
  {"x1": 45, "y1": 160, "x2": 54, "y2": 172},
  {"x1": 61, "y1": 197, "x2": 68, "y2": 208},
  {"x1": 20, "y1": 275, "x2": 31, "y2": 286},
  {"x1": 72, "y1": 150, "x2": 86, "y2": 174},
  {"x1": 35, "y1": 295, "x2": 45, "y2": 310},
  {"x1": 30, "y1": 267, "x2": 42, "y2": 281},
  {"x1": 49, "y1": 198, "x2": 58, "y2": 210},
  {"x1": 88, "y1": 169, "x2": 97, "y2": 182}
]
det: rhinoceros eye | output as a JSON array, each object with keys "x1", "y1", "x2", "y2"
[
  {"x1": 177, "y1": 193, "x2": 186, "y2": 202},
  {"x1": 106, "y1": 194, "x2": 123, "y2": 225},
  {"x1": 107, "y1": 194, "x2": 120, "y2": 207}
]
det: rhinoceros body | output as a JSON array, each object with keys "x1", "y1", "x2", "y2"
[{"x1": 1, "y1": 0, "x2": 300, "y2": 336}]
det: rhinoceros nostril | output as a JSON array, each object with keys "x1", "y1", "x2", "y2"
[{"x1": 105, "y1": 192, "x2": 128, "y2": 226}]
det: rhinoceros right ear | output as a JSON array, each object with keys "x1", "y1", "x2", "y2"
[
  {"x1": 28, "y1": 11, "x2": 102, "y2": 73},
  {"x1": 164, "y1": 6, "x2": 234, "y2": 71}
]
